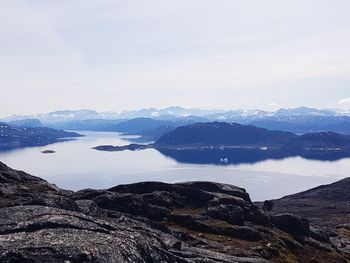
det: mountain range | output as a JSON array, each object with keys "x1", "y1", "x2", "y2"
[
  {"x1": 1, "y1": 107, "x2": 223, "y2": 123},
  {"x1": 3, "y1": 106, "x2": 350, "y2": 136},
  {"x1": 3, "y1": 106, "x2": 350, "y2": 122}
]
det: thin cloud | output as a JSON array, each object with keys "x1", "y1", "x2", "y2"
[{"x1": 0, "y1": 0, "x2": 350, "y2": 117}]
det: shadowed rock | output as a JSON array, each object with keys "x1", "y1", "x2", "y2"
[{"x1": 0, "y1": 162, "x2": 349, "y2": 262}]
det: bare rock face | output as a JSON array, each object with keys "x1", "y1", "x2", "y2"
[
  {"x1": 0, "y1": 206, "x2": 178, "y2": 263},
  {"x1": 0, "y1": 162, "x2": 349, "y2": 262},
  {"x1": 271, "y1": 214, "x2": 310, "y2": 237},
  {"x1": 266, "y1": 177, "x2": 350, "y2": 227},
  {"x1": 0, "y1": 162, "x2": 75, "y2": 210}
]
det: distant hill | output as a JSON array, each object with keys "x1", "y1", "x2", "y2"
[
  {"x1": 200, "y1": 107, "x2": 350, "y2": 135},
  {"x1": 0, "y1": 122, "x2": 82, "y2": 151},
  {"x1": 154, "y1": 122, "x2": 350, "y2": 150},
  {"x1": 129, "y1": 125, "x2": 176, "y2": 142},
  {"x1": 285, "y1": 132, "x2": 350, "y2": 149},
  {"x1": 61, "y1": 118, "x2": 178, "y2": 138},
  {"x1": 47, "y1": 119, "x2": 125, "y2": 131},
  {"x1": 111, "y1": 118, "x2": 173, "y2": 134},
  {"x1": 249, "y1": 115, "x2": 350, "y2": 134},
  {"x1": 155, "y1": 122, "x2": 297, "y2": 147},
  {"x1": 108, "y1": 116, "x2": 208, "y2": 138},
  {"x1": 7, "y1": 119, "x2": 43, "y2": 128},
  {"x1": 41, "y1": 117, "x2": 207, "y2": 141}
]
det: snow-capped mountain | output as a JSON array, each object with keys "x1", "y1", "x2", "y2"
[
  {"x1": 203, "y1": 107, "x2": 349, "y2": 123},
  {"x1": 2, "y1": 107, "x2": 223, "y2": 123},
  {"x1": 2, "y1": 107, "x2": 349, "y2": 124},
  {"x1": 117, "y1": 107, "x2": 223, "y2": 119},
  {"x1": 2, "y1": 110, "x2": 120, "y2": 123},
  {"x1": 205, "y1": 109, "x2": 271, "y2": 121},
  {"x1": 273, "y1": 107, "x2": 337, "y2": 117}
]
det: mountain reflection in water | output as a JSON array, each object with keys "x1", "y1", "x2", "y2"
[{"x1": 156, "y1": 147, "x2": 350, "y2": 165}]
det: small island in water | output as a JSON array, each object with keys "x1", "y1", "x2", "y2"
[{"x1": 41, "y1": 150, "x2": 56, "y2": 154}]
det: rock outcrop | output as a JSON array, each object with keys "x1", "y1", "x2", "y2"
[
  {"x1": 268, "y1": 177, "x2": 350, "y2": 227},
  {"x1": 0, "y1": 162, "x2": 349, "y2": 262}
]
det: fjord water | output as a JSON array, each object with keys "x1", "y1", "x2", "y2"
[{"x1": 0, "y1": 131, "x2": 348, "y2": 201}]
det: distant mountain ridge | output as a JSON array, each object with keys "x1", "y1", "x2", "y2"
[
  {"x1": 3, "y1": 106, "x2": 349, "y2": 123},
  {"x1": 3, "y1": 106, "x2": 350, "y2": 136},
  {"x1": 3, "y1": 110, "x2": 120, "y2": 123},
  {"x1": 1, "y1": 107, "x2": 223, "y2": 123},
  {"x1": 155, "y1": 122, "x2": 297, "y2": 147},
  {"x1": 7, "y1": 119, "x2": 43, "y2": 128}
]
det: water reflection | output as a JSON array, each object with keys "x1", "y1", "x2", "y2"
[
  {"x1": 0, "y1": 131, "x2": 349, "y2": 201},
  {"x1": 156, "y1": 147, "x2": 350, "y2": 165}
]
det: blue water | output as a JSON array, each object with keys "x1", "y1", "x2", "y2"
[{"x1": 0, "y1": 131, "x2": 348, "y2": 201}]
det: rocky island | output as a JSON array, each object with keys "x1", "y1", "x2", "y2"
[
  {"x1": 93, "y1": 143, "x2": 151, "y2": 152},
  {"x1": 41, "y1": 150, "x2": 56, "y2": 154},
  {"x1": 0, "y1": 162, "x2": 349, "y2": 262}
]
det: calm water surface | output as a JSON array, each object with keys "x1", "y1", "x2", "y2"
[{"x1": 0, "y1": 131, "x2": 348, "y2": 201}]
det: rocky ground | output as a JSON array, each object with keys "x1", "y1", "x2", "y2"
[
  {"x1": 264, "y1": 177, "x2": 350, "y2": 227},
  {"x1": 0, "y1": 161, "x2": 349, "y2": 262},
  {"x1": 260, "y1": 177, "x2": 350, "y2": 262}
]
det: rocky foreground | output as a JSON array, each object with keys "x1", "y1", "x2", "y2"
[{"x1": 0, "y1": 162, "x2": 349, "y2": 262}]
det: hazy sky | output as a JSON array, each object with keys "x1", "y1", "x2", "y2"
[{"x1": 1, "y1": 0, "x2": 350, "y2": 117}]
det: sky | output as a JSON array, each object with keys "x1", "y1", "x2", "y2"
[{"x1": 1, "y1": 0, "x2": 350, "y2": 117}]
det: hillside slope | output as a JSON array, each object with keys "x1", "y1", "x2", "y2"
[
  {"x1": 155, "y1": 122, "x2": 350, "y2": 150},
  {"x1": 268, "y1": 178, "x2": 350, "y2": 227}
]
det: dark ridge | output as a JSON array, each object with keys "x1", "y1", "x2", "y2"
[{"x1": 155, "y1": 122, "x2": 350, "y2": 149}]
